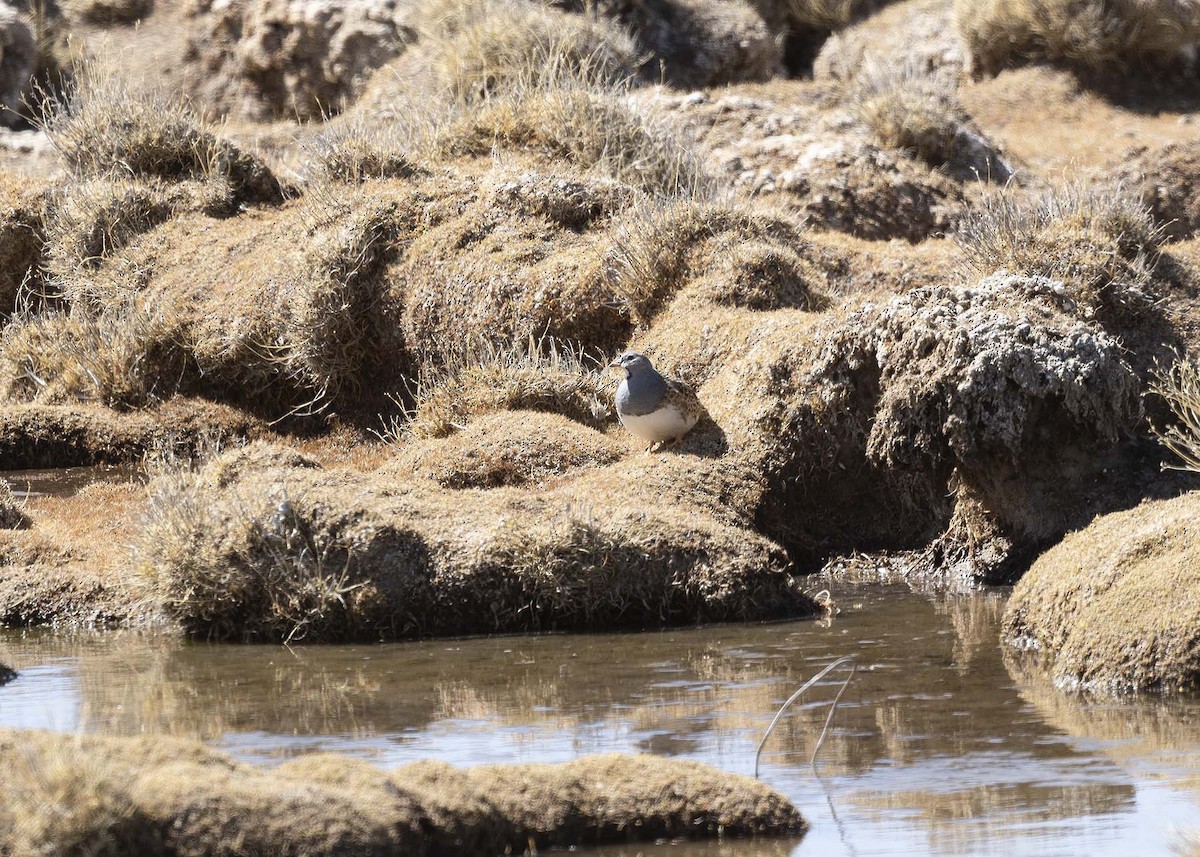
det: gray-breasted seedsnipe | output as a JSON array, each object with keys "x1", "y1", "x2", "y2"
[{"x1": 610, "y1": 351, "x2": 702, "y2": 447}]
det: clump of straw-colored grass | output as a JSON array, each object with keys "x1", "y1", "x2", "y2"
[
  {"x1": 1152, "y1": 355, "x2": 1200, "y2": 473},
  {"x1": 955, "y1": 182, "x2": 1164, "y2": 322},
  {"x1": 400, "y1": 336, "x2": 608, "y2": 439}
]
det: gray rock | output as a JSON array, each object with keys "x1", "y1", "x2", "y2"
[{"x1": 0, "y1": 2, "x2": 34, "y2": 128}]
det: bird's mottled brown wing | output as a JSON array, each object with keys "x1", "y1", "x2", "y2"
[{"x1": 663, "y1": 378, "x2": 703, "y2": 420}]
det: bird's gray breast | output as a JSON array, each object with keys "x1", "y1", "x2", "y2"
[{"x1": 616, "y1": 371, "x2": 668, "y2": 416}]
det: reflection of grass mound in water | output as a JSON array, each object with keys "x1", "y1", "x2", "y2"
[
  {"x1": 1003, "y1": 491, "x2": 1200, "y2": 693},
  {"x1": 0, "y1": 729, "x2": 806, "y2": 855},
  {"x1": 138, "y1": 443, "x2": 814, "y2": 642}
]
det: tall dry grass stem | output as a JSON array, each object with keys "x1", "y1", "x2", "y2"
[{"x1": 755, "y1": 657, "x2": 857, "y2": 777}]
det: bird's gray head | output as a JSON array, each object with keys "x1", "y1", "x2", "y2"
[{"x1": 609, "y1": 351, "x2": 655, "y2": 379}]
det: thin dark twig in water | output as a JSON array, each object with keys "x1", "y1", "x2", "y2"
[{"x1": 754, "y1": 656, "x2": 856, "y2": 778}]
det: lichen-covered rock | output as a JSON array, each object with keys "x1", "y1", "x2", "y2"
[
  {"x1": 1003, "y1": 491, "x2": 1200, "y2": 693},
  {"x1": 810, "y1": 272, "x2": 1142, "y2": 580},
  {"x1": 0, "y1": 3, "x2": 34, "y2": 128},
  {"x1": 554, "y1": 0, "x2": 781, "y2": 87},
  {"x1": 184, "y1": 0, "x2": 416, "y2": 119}
]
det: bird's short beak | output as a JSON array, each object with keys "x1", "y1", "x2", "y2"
[{"x1": 608, "y1": 359, "x2": 621, "y2": 369}]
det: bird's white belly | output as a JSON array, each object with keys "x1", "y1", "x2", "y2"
[{"x1": 618, "y1": 405, "x2": 698, "y2": 442}]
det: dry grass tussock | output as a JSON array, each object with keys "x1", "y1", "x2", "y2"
[
  {"x1": 394, "y1": 337, "x2": 608, "y2": 440},
  {"x1": 607, "y1": 198, "x2": 821, "y2": 326},
  {"x1": 0, "y1": 730, "x2": 804, "y2": 855},
  {"x1": 0, "y1": 304, "x2": 187, "y2": 409},
  {"x1": 278, "y1": 196, "x2": 405, "y2": 408},
  {"x1": 1, "y1": 734, "x2": 139, "y2": 857},
  {"x1": 956, "y1": 183, "x2": 1164, "y2": 323},
  {"x1": 0, "y1": 171, "x2": 43, "y2": 316},
  {"x1": 0, "y1": 480, "x2": 29, "y2": 529},
  {"x1": 956, "y1": 0, "x2": 1200, "y2": 76},
  {"x1": 852, "y1": 62, "x2": 1011, "y2": 181},
  {"x1": 1152, "y1": 354, "x2": 1200, "y2": 473},
  {"x1": 431, "y1": 75, "x2": 712, "y2": 196},
  {"x1": 39, "y1": 58, "x2": 282, "y2": 204},
  {"x1": 42, "y1": 177, "x2": 235, "y2": 306},
  {"x1": 308, "y1": 122, "x2": 420, "y2": 184},
  {"x1": 415, "y1": 0, "x2": 641, "y2": 103}
]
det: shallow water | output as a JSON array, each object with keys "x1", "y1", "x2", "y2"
[
  {"x1": 0, "y1": 465, "x2": 135, "y2": 499},
  {"x1": 1, "y1": 583, "x2": 1199, "y2": 856}
]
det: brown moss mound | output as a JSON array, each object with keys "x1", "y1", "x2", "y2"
[
  {"x1": 137, "y1": 443, "x2": 813, "y2": 642},
  {"x1": 0, "y1": 730, "x2": 806, "y2": 855},
  {"x1": 395, "y1": 411, "x2": 622, "y2": 488},
  {"x1": 1123, "y1": 141, "x2": 1200, "y2": 241},
  {"x1": 1003, "y1": 491, "x2": 1200, "y2": 693},
  {"x1": 955, "y1": 0, "x2": 1200, "y2": 78},
  {"x1": 852, "y1": 64, "x2": 1012, "y2": 182},
  {"x1": 748, "y1": 138, "x2": 962, "y2": 242},
  {"x1": 0, "y1": 398, "x2": 264, "y2": 469}
]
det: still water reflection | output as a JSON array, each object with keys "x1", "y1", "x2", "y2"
[{"x1": 1, "y1": 584, "x2": 1199, "y2": 856}]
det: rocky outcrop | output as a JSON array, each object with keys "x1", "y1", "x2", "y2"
[
  {"x1": 183, "y1": 0, "x2": 417, "y2": 119},
  {"x1": 554, "y1": 0, "x2": 781, "y2": 87},
  {"x1": 0, "y1": 3, "x2": 34, "y2": 127},
  {"x1": 806, "y1": 272, "x2": 1142, "y2": 581},
  {"x1": 814, "y1": 0, "x2": 964, "y2": 84}
]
